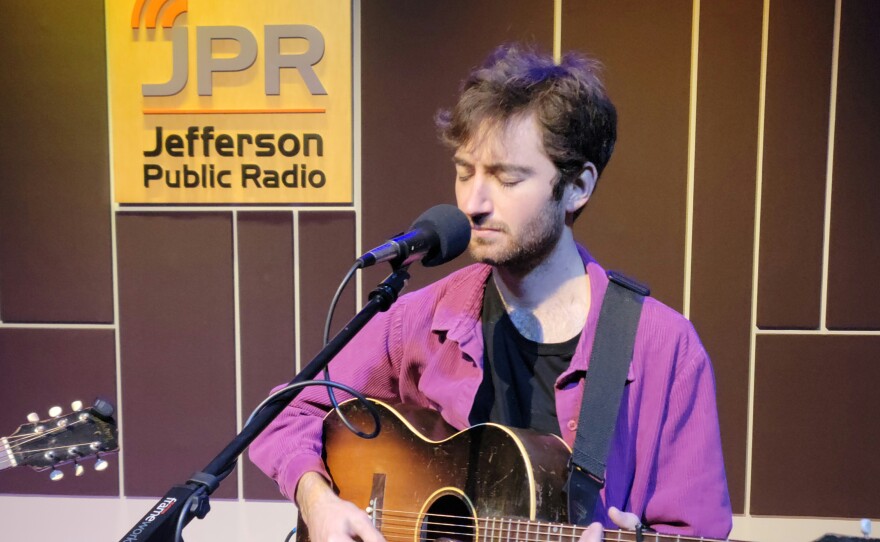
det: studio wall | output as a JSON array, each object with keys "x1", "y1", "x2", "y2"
[{"x1": 1, "y1": 1, "x2": 878, "y2": 540}]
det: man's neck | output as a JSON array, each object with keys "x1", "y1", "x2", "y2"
[{"x1": 492, "y1": 229, "x2": 590, "y2": 343}]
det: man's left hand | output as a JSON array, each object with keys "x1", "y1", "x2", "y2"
[{"x1": 579, "y1": 506, "x2": 641, "y2": 542}]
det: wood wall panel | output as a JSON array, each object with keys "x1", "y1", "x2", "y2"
[
  {"x1": 562, "y1": 0, "x2": 693, "y2": 310},
  {"x1": 117, "y1": 213, "x2": 237, "y2": 498},
  {"x1": 756, "y1": 0, "x2": 836, "y2": 329},
  {"x1": 751, "y1": 335, "x2": 880, "y2": 517},
  {"x1": 359, "y1": 0, "x2": 553, "y2": 295},
  {"x1": 0, "y1": 329, "x2": 118, "y2": 496},
  {"x1": 0, "y1": 0, "x2": 112, "y2": 323},
  {"x1": 690, "y1": 0, "x2": 764, "y2": 513},
  {"x1": 826, "y1": 0, "x2": 880, "y2": 330},
  {"x1": 2, "y1": 0, "x2": 878, "y2": 532},
  {"x1": 238, "y1": 212, "x2": 296, "y2": 500},
  {"x1": 297, "y1": 212, "x2": 356, "y2": 368}
]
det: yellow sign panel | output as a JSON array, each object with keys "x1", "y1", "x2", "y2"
[{"x1": 106, "y1": 0, "x2": 352, "y2": 204}]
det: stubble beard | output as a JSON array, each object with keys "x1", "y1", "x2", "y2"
[{"x1": 468, "y1": 198, "x2": 565, "y2": 276}]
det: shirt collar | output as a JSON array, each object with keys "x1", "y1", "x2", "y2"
[{"x1": 428, "y1": 243, "x2": 637, "y2": 383}]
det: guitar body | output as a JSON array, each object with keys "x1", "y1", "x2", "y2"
[{"x1": 298, "y1": 399, "x2": 572, "y2": 542}]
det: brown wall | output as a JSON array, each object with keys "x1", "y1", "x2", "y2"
[{"x1": 1, "y1": 0, "x2": 878, "y2": 521}]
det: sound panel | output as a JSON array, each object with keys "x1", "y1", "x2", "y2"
[
  {"x1": 563, "y1": 0, "x2": 693, "y2": 310},
  {"x1": 756, "y1": 0, "x2": 836, "y2": 329},
  {"x1": 0, "y1": 0, "x2": 112, "y2": 323},
  {"x1": 117, "y1": 213, "x2": 237, "y2": 498},
  {"x1": 297, "y1": 212, "x2": 356, "y2": 368},
  {"x1": 690, "y1": 0, "x2": 764, "y2": 513},
  {"x1": 237, "y1": 212, "x2": 297, "y2": 500},
  {"x1": 751, "y1": 335, "x2": 880, "y2": 517},
  {"x1": 827, "y1": 0, "x2": 880, "y2": 330}
]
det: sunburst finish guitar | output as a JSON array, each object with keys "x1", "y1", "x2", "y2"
[{"x1": 302, "y1": 399, "x2": 737, "y2": 542}]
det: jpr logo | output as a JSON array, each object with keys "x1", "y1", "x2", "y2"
[{"x1": 132, "y1": 0, "x2": 327, "y2": 97}]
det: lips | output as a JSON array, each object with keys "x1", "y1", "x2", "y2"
[
  {"x1": 471, "y1": 220, "x2": 506, "y2": 233},
  {"x1": 471, "y1": 226, "x2": 502, "y2": 237}
]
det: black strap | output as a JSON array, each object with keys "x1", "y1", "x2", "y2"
[{"x1": 567, "y1": 271, "x2": 647, "y2": 525}]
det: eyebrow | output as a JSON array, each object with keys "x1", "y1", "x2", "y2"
[{"x1": 452, "y1": 156, "x2": 535, "y2": 176}]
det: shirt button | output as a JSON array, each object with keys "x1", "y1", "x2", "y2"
[{"x1": 567, "y1": 419, "x2": 577, "y2": 431}]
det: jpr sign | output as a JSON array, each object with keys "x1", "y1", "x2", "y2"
[{"x1": 143, "y1": 25, "x2": 327, "y2": 97}]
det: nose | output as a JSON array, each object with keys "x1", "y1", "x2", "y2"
[{"x1": 456, "y1": 174, "x2": 493, "y2": 221}]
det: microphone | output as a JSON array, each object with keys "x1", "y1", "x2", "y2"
[{"x1": 357, "y1": 204, "x2": 471, "y2": 268}]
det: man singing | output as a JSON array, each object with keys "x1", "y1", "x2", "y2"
[{"x1": 251, "y1": 45, "x2": 732, "y2": 542}]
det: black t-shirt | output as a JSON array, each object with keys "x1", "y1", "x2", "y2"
[{"x1": 469, "y1": 279, "x2": 580, "y2": 436}]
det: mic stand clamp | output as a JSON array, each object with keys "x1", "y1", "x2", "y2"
[{"x1": 119, "y1": 266, "x2": 411, "y2": 542}]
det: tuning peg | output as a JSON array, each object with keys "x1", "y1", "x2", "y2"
[
  {"x1": 48, "y1": 406, "x2": 62, "y2": 418},
  {"x1": 74, "y1": 462, "x2": 85, "y2": 477},
  {"x1": 27, "y1": 412, "x2": 40, "y2": 423},
  {"x1": 49, "y1": 469, "x2": 64, "y2": 481},
  {"x1": 71, "y1": 400, "x2": 84, "y2": 411},
  {"x1": 94, "y1": 458, "x2": 109, "y2": 471},
  {"x1": 861, "y1": 518, "x2": 872, "y2": 537}
]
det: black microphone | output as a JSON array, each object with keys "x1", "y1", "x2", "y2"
[{"x1": 357, "y1": 204, "x2": 471, "y2": 268}]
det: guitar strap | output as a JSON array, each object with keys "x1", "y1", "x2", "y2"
[{"x1": 566, "y1": 270, "x2": 648, "y2": 526}]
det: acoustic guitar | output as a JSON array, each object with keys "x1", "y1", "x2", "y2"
[{"x1": 301, "y1": 398, "x2": 737, "y2": 542}]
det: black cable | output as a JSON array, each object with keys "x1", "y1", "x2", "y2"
[
  {"x1": 320, "y1": 261, "x2": 380, "y2": 439},
  {"x1": 174, "y1": 490, "x2": 203, "y2": 542},
  {"x1": 244, "y1": 379, "x2": 379, "y2": 437},
  {"x1": 324, "y1": 261, "x2": 362, "y2": 348}
]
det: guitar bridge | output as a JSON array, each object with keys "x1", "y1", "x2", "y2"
[{"x1": 367, "y1": 473, "x2": 386, "y2": 530}]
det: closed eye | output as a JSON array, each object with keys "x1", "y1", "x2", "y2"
[{"x1": 455, "y1": 166, "x2": 474, "y2": 182}]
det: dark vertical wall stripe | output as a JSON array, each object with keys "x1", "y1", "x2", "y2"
[
  {"x1": 0, "y1": 0, "x2": 112, "y2": 323},
  {"x1": 690, "y1": 0, "x2": 764, "y2": 513},
  {"x1": 238, "y1": 212, "x2": 296, "y2": 500},
  {"x1": 563, "y1": 0, "x2": 692, "y2": 310},
  {"x1": 359, "y1": 0, "x2": 553, "y2": 295},
  {"x1": 298, "y1": 212, "x2": 356, "y2": 367},
  {"x1": 751, "y1": 335, "x2": 880, "y2": 517},
  {"x1": 756, "y1": 0, "x2": 836, "y2": 329},
  {"x1": 826, "y1": 0, "x2": 880, "y2": 330},
  {"x1": 0, "y1": 329, "x2": 118, "y2": 496},
  {"x1": 117, "y1": 213, "x2": 237, "y2": 498}
]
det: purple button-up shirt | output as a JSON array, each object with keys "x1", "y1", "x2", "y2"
[{"x1": 250, "y1": 245, "x2": 732, "y2": 538}]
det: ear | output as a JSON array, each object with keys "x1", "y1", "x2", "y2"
[{"x1": 565, "y1": 162, "x2": 598, "y2": 214}]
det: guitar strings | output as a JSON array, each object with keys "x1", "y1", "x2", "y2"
[
  {"x1": 370, "y1": 508, "x2": 719, "y2": 542},
  {"x1": 379, "y1": 534, "x2": 645, "y2": 542},
  {"x1": 379, "y1": 519, "x2": 685, "y2": 542},
  {"x1": 378, "y1": 515, "x2": 588, "y2": 542},
  {"x1": 0, "y1": 419, "x2": 95, "y2": 469},
  {"x1": 378, "y1": 534, "x2": 661, "y2": 542},
  {"x1": 377, "y1": 510, "x2": 584, "y2": 540},
  {"x1": 3, "y1": 418, "x2": 90, "y2": 447},
  {"x1": 379, "y1": 514, "x2": 583, "y2": 538},
  {"x1": 3, "y1": 442, "x2": 100, "y2": 455},
  {"x1": 378, "y1": 520, "x2": 655, "y2": 542}
]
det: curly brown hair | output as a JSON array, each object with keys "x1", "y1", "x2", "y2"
[{"x1": 436, "y1": 44, "x2": 617, "y2": 209}]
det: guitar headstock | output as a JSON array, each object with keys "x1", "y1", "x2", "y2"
[{"x1": 1, "y1": 398, "x2": 119, "y2": 480}]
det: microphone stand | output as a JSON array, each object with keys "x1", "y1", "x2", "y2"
[{"x1": 119, "y1": 265, "x2": 411, "y2": 542}]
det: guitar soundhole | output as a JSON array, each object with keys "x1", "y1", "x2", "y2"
[{"x1": 420, "y1": 493, "x2": 475, "y2": 542}]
